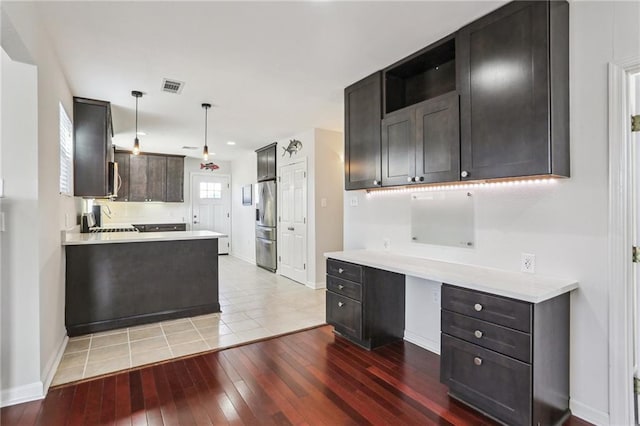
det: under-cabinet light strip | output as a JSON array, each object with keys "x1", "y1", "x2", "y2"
[{"x1": 365, "y1": 178, "x2": 557, "y2": 196}]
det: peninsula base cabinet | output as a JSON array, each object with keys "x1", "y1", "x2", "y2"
[
  {"x1": 440, "y1": 284, "x2": 570, "y2": 426},
  {"x1": 325, "y1": 258, "x2": 405, "y2": 350}
]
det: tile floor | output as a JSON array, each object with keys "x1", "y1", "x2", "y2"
[{"x1": 51, "y1": 255, "x2": 326, "y2": 386}]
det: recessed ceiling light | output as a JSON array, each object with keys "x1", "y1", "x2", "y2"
[
  {"x1": 136, "y1": 131, "x2": 147, "y2": 136},
  {"x1": 181, "y1": 146, "x2": 199, "y2": 150},
  {"x1": 226, "y1": 141, "x2": 236, "y2": 146}
]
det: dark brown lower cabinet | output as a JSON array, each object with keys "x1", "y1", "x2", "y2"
[
  {"x1": 325, "y1": 258, "x2": 405, "y2": 350},
  {"x1": 440, "y1": 284, "x2": 570, "y2": 426}
]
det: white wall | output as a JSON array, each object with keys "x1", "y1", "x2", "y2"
[
  {"x1": 342, "y1": 2, "x2": 640, "y2": 423},
  {"x1": 230, "y1": 150, "x2": 257, "y2": 263},
  {"x1": 0, "y1": 47, "x2": 41, "y2": 405},
  {"x1": 1, "y1": 1, "x2": 75, "y2": 406}
]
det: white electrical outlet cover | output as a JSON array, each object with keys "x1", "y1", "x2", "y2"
[
  {"x1": 521, "y1": 253, "x2": 536, "y2": 273},
  {"x1": 350, "y1": 197, "x2": 358, "y2": 207}
]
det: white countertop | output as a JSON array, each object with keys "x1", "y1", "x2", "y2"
[
  {"x1": 63, "y1": 230, "x2": 227, "y2": 246},
  {"x1": 324, "y1": 250, "x2": 578, "y2": 303}
]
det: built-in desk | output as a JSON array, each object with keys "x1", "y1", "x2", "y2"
[{"x1": 324, "y1": 250, "x2": 578, "y2": 426}]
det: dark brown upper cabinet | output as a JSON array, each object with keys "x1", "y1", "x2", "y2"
[
  {"x1": 114, "y1": 151, "x2": 130, "y2": 201},
  {"x1": 381, "y1": 36, "x2": 460, "y2": 186},
  {"x1": 382, "y1": 92, "x2": 460, "y2": 186},
  {"x1": 458, "y1": 0, "x2": 569, "y2": 181},
  {"x1": 256, "y1": 143, "x2": 277, "y2": 182},
  {"x1": 73, "y1": 97, "x2": 114, "y2": 197},
  {"x1": 344, "y1": 72, "x2": 383, "y2": 190},
  {"x1": 115, "y1": 151, "x2": 184, "y2": 202}
]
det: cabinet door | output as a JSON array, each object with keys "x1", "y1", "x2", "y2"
[
  {"x1": 114, "y1": 152, "x2": 130, "y2": 201},
  {"x1": 73, "y1": 99, "x2": 111, "y2": 196},
  {"x1": 257, "y1": 150, "x2": 269, "y2": 181},
  {"x1": 266, "y1": 145, "x2": 276, "y2": 180},
  {"x1": 146, "y1": 155, "x2": 167, "y2": 201},
  {"x1": 458, "y1": 1, "x2": 551, "y2": 180},
  {"x1": 345, "y1": 72, "x2": 382, "y2": 190},
  {"x1": 381, "y1": 108, "x2": 414, "y2": 187},
  {"x1": 128, "y1": 155, "x2": 148, "y2": 202},
  {"x1": 165, "y1": 156, "x2": 184, "y2": 202},
  {"x1": 415, "y1": 92, "x2": 460, "y2": 183}
]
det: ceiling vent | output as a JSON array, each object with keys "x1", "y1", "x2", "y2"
[{"x1": 161, "y1": 78, "x2": 185, "y2": 94}]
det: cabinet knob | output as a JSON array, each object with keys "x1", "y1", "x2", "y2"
[
  {"x1": 338, "y1": 268, "x2": 344, "y2": 274},
  {"x1": 474, "y1": 303, "x2": 483, "y2": 312},
  {"x1": 415, "y1": 176, "x2": 424, "y2": 182},
  {"x1": 473, "y1": 357, "x2": 483, "y2": 366},
  {"x1": 407, "y1": 177, "x2": 414, "y2": 183},
  {"x1": 338, "y1": 284, "x2": 345, "y2": 290},
  {"x1": 337, "y1": 302, "x2": 345, "y2": 308},
  {"x1": 373, "y1": 180, "x2": 380, "y2": 186},
  {"x1": 461, "y1": 171, "x2": 469, "y2": 178},
  {"x1": 474, "y1": 330, "x2": 483, "y2": 339}
]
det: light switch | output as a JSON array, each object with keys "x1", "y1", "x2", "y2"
[
  {"x1": 350, "y1": 197, "x2": 358, "y2": 207},
  {"x1": 321, "y1": 198, "x2": 327, "y2": 208}
]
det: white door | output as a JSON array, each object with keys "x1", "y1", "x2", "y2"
[
  {"x1": 191, "y1": 174, "x2": 230, "y2": 254},
  {"x1": 278, "y1": 161, "x2": 307, "y2": 284}
]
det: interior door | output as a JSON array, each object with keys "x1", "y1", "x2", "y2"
[
  {"x1": 191, "y1": 174, "x2": 230, "y2": 254},
  {"x1": 278, "y1": 161, "x2": 307, "y2": 285}
]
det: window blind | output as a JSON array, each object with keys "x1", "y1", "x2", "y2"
[{"x1": 59, "y1": 103, "x2": 73, "y2": 196}]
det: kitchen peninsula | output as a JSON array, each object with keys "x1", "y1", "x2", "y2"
[{"x1": 63, "y1": 230, "x2": 225, "y2": 336}]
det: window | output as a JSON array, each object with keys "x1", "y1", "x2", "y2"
[
  {"x1": 199, "y1": 182, "x2": 222, "y2": 199},
  {"x1": 59, "y1": 103, "x2": 73, "y2": 195}
]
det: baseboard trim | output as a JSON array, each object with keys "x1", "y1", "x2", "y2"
[
  {"x1": 306, "y1": 281, "x2": 326, "y2": 290},
  {"x1": 570, "y1": 398, "x2": 609, "y2": 425},
  {"x1": 42, "y1": 334, "x2": 68, "y2": 392},
  {"x1": 404, "y1": 330, "x2": 440, "y2": 355},
  {"x1": 230, "y1": 252, "x2": 256, "y2": 265},
  {"x1": 0, "y1": 382, "x2": 44, "y2": 408}
]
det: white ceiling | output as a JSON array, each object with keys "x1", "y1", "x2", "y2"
[{"x1": 35, "y1": 1, "x2": 505, "y2": 161}]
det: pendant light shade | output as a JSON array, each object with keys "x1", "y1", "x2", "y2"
[
  {"x1": 132, "y1": 90, "x2": 143, "y2": 155},
  {"x1": 202, "y1": 103, "x2": 211, "y2": 161}
]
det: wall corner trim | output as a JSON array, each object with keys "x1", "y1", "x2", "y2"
[
  {"x1": 305, "y1": 281, "x2": 326, "y2": 290},
  {"x1": 0, "y1": 381, "x2": 44, "y2": 408},
  {"x1": 42, "y1": 334, "x2": 69, "y2": 393}
]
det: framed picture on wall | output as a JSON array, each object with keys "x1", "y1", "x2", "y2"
[{"x1": 242, "y1": 184, "x2": 252, "y2": 206}]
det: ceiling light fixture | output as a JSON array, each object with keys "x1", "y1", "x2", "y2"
[
  {"x1": 202, "y1": 103, "x2": 212, "y2": 161},
  {"x1": 226, "y1": 141, "x2": 236, "y2": 146},
  {"x1": 131, "y1": 90, "x2": 143, "y2": 155}
]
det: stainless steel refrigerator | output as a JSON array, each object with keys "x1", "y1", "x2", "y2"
[{"x1": 255, "y1": 180, "x2": 277, "y2": 272}]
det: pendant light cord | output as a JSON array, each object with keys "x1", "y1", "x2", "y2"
[
  {"x1": 204, "y1": 106, "x2": 208, "y2": 149},
  {"x1": 135, "y1": 96, "x2": 139, "y2": 136}
]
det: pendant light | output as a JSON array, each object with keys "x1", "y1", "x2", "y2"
[
  {"x1": 202, "y1": 103, "x2": 211, "y2": 161},
  {"x1": 131, "y1": 90, "x2": 143, "y2": 155}
]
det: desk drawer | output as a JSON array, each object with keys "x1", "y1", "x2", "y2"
[
  {"x1": 327, "y1": 275, "x2": 362, "y2": 301},
  {"x1": 327, "y1": 259, "x2": 363, "y2": 283},
  {"x1": 442, "y1": 284, "x2": 531, "y2": 333},
  {"x1": 326, "y1": 291, "x2": 362, "y2": 339},
  {"x1": 441, "y1": 334, "x2": 531, "y2": 426},
  {"x1": 442, "y1": 310, "x2": 531, "y2": 363}
]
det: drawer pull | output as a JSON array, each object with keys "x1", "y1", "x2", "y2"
[
  {"x1": 337, "y1": 302, "x2": 345, "y2": 307},
  {"x1": 473, "y1": 357, "x2": 483, "y2": 366},
  {"x1": 338, "y1": 268, "x2": 344, "y2": 274},
  {"x1": 474, "y1": 330, "x2": 483, "y2": 339},
  {"x1": 338, "y1": 284, "x2": 345, "y2": 290},
  {"x1": 474, "y1": 303, "x2": 483, "y2": 312}
]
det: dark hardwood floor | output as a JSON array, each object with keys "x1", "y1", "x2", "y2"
[{"x1": 2, "y1": 325, "x2": 592, "y2": 425}]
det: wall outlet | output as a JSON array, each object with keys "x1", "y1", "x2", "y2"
[
  {"x1": 432, "y1": 289, "x2": 440, "y2": 305},
  {"x1": 521, "y1": 253, "x2": 536, "y2": 273},
  {"x1": 382, "y1": 238, "x2": 390, "y2": 251},
  {"x1": 350, "y1": 196, "x2": 358, "y2": 207},
  {"x1": 321, "y1": 198, "x2": 327, "y2": 208}
]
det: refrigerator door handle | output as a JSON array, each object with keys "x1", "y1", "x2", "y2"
[{"x1": 256, "y1": 208, "x2": 260, "y2": 221}]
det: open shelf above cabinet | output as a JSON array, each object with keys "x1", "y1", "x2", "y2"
[{"x1": 384, "y1": 37, "x2": 456, "y2": 115}]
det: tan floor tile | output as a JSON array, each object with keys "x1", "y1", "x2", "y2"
[
  {"x1": 219, "y1": 312, "x2": 249, "y2": 323},
  {"x1": 91, "y1": 328, "x2": 126, "y2": 338},
  {"x1": 234, "y1": 327, "x2": 273, "y2": 342},
  {"x1": 191, "y1": 316, "x2": 221, "y2": 329},
  {"x1": 130, "y1": 336, "x2": 169, "y2": 354},
  {"x1": 87, "y1": 343, "x2": 129, "y2": 364},
  {"x1": 162, "y1": 321, "x2": 195, "y2": 335},
  {"x1": 91, "y1": 332, "x2": 128, "y2": 349},
  {"x1": 65, "y1": 338, "x2": 90, "y2": 353},
  {"x1": 196, "y1": 325, "x2": 230, "y2": 339},
  {"x1": 51, "y1": 365, "x2": 84, "y2": 386},
  {"x1": 162, "y1": 318, "x2": 190, "y2": 326},
  {"x1": 216, "y1": 333, "x2": 244, "y2": 348},
  {"x1": 85, "y1": 356, "x2": 130, "y2": 378},
  {"x1": 131, "y1": 348, "x2": 173, "y2": 367},
  {"x1": 225, "y1": 319, "x2": 261, "y2": 333},
  {"x1": 165, "y1": 329, "x2": 202, "y2": 346},
  {"x1": 128, "y1": 322, "x2": 158, "y2": 331},
  {"x1": 58, "y1": 351, "x2": 88, "y2": 370},
  {"x1": 171, "y1": 340, "x2": 209, "y2": 357},
  {"x1": 129, "y1": 325, "x2": 163, "y2": 341}
]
